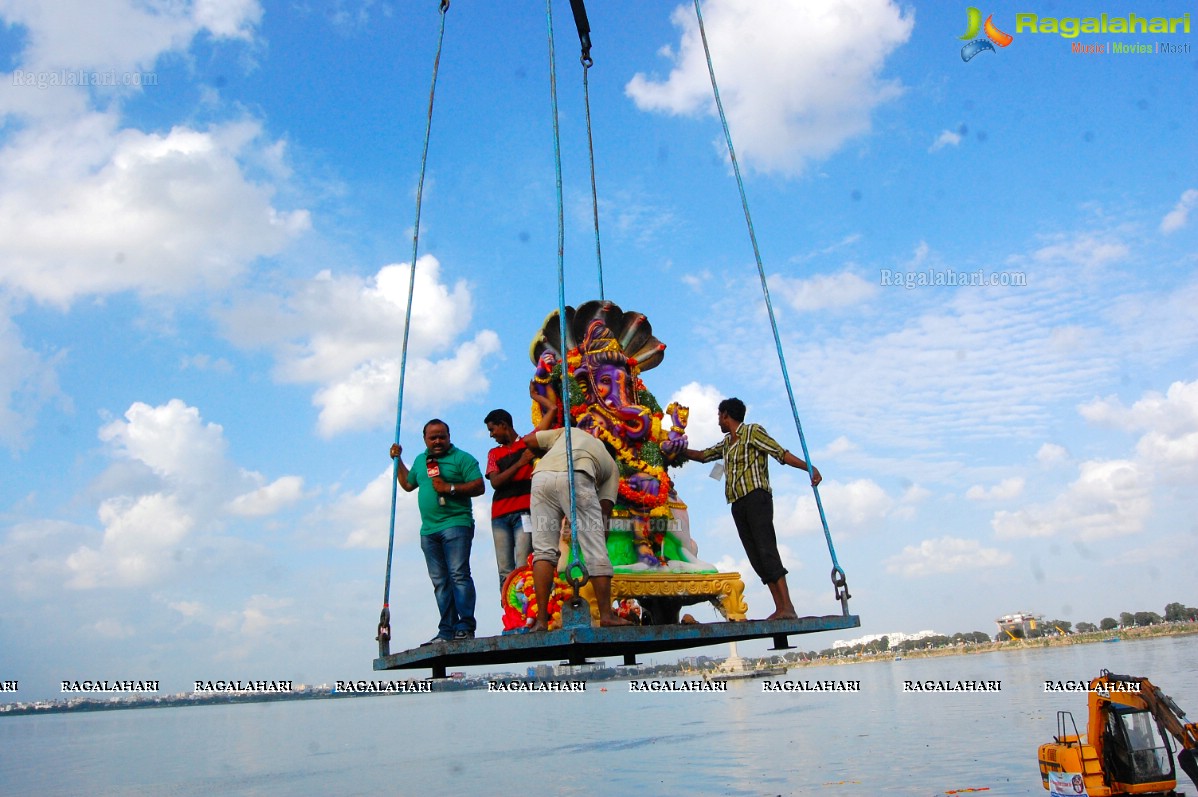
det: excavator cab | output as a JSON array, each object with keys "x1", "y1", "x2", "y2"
[{"x1": 1103, "y1": 704, "x2": 1176, "y2": 792}]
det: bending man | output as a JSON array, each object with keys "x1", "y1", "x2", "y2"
[{"x1": 520, "y1": 400, "x2": 631, "y2": 630}]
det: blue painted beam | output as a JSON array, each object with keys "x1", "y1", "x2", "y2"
[{"x1": 374, "y1": 614, "x2": 860, "y2": 674}]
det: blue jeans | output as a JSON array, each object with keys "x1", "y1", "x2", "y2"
[
  {"x1": 420, "y1": 526, "x2": 477, "y2": 638},
  {"x1": 491, "y1": 511, "x2": 532, "y2": 589}
]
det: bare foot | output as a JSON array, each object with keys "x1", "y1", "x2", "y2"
[
  {"x1": 599, "y1": 615, "x2": 634, "y2": 627},
  {"x1": 765, "y1": 610, "x2": 798, "y2": 621},
  {"x1": 530, "y1": 621, "x2": 549, "y2": 633}
]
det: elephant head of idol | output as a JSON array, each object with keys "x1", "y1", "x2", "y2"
[
  {"x1": 573, "y1": 319, "x2": 652, "y2": 442},
  {"x1": 529, "y1": 301, "x2": 668, "y2": 441}
]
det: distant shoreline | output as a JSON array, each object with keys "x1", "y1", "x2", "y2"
[
  {"x1": 793, "y1": 622, "x2": 1198, "y2": 668},
  {"x1": 5, "y1": 624, "x2": 1195, "y2": 715}
]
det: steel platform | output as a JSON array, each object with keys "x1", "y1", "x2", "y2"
[{"x1": 375, "y1": 612, "x2": 860, "y2": 678}]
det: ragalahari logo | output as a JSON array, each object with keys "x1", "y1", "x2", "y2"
[{"x1": 960, "y1": 7, "x2": 1013, "y2": 61}]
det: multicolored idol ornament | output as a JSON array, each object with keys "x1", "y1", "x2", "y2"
[{"x1": 527, "y1": 300, "x2": 715, "y2": 573}]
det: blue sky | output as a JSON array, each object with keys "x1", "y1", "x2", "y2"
[{"x1": 1, "y1": 0, "x2": 1195, "y2": 699}]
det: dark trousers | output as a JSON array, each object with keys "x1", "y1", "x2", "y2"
[{"x1": 730, "y1": 488, "x2": 788, "y2": 584}]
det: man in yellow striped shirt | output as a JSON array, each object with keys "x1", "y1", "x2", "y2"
[{"x1": 683, "y1": 398, "x2": 821, "y2": 621}]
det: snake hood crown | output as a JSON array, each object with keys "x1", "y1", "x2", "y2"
[{"x1": 529, "y1": 299, "x2": 666, "y2": 372}]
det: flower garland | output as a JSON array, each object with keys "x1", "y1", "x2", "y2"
[
  {"x1": 617, "y1": 478, "x2": 671, "y2": 510},
  {"x1": 533, "y1": 347, "x2": 674, "y2": 515},
  {"x1": 589, "y1": 424, "x2": 672, "y2": 511}
]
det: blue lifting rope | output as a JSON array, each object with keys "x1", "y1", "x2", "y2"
[
  {"x1": 379, "y1": 0, "x2": 451, "y2": 651},
  {"x1": 545, "y1": 0, "x2": 588, "y2": 595},
  {"x1": 691, "y1": 0, "x2": 850, "y2": 610}
]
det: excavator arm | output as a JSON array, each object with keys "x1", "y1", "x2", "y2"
[{"x1": 1100, "y1": 672, "x2": 1198, "y2": 750}]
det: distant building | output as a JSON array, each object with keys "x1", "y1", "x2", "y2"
[
  {"x1": 833, "y1": 630, "x2": 938, "y2": 649},
  {"x1": 552, "y1": 661, "x2": 604, "y2": 677},
  {"x1": 996, "y1": 611, "x2": 1044, "y2": 639}
]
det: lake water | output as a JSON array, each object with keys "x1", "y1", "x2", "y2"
[{"x1": 2, "y1": 635, "x2": 1195, "y2": 796}]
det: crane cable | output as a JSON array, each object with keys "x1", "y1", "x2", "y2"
[
  {"x1": 691, "y1": 0, "x2": 850, "y2": 612},
  {"x1": 570, "y1": 0, "x2": 606, "y2": 301},
  {"x1": 545, "y1": 0, "x2": 589, "y2": 598},
  {"x1": 378, "y1": 0, "x2": 451, "y2": 650}
]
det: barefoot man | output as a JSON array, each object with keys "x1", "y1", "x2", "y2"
[
  {"x1": 681, "y1": 398, "x2": 821, "y2": 621},
  {"x1": 520, "y1": 396, "x2": 631, "y2": 630}
]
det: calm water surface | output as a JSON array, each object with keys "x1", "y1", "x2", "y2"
[{"x1": 1, "y1": 635, "x2": 1195, "y2": 797}]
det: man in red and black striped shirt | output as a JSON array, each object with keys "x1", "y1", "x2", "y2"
[{"x1": 484, "y1": 409, "x2": 537, "y2": 593}]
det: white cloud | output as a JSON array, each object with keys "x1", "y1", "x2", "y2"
[
  {"x1": 221, "y1": 255, "x2": 502, "y2": 437},
  {"x1": 311, "y1": 329, "x2": 500, "y2": 438},
  {"x1": 625, "y1": 0, "x2": 914, "y2": 177},
  {"x1": 929, "y1": 130, "x2": 962, "y2": 152},
  {"x1": 821, "y1": 435, "x2": 859, "y2": 457},
  {"x1": 335, "y1": 469, "x2": 400, "y2": 551},
  {"x1": 0, "y1": 3, "x2": 303, "y2": 309},
  {"x1": 589, "y1": 191, "x2": 680, "y2": 248},
  {"x1": 1160, "y1": 188, "x2": 1198, "y2": 234},
  {"x1": 769, "y1": 270, "x2": 877, "y2": 312},
  {"x1": 67, "y1": 492, "x2": 195, "y2": 588},
  {"x1": 0, "y1": 297, "x2": 63, "y2": 449},
  {"x1": 65, "y1": 399, "x2": 303, "y2": 588},
  {"x1": 323, "y1": 466, "x2": 419, "y2": 550},
  {"x1": 1030, "y1": 233, "x2": 1128, "y2": 268},
  {"x1": 99, "y1": 399, "x2": 228, "y2": 485},
  {"x1": 984, "y1": 381, "x2": 1198, "y2": 550},
  {"x1": 965, "y1": 477, "x2": 1025, "y2": 501},
  {"x1": 1080, "y1": 380, "x2": 1198, "y2": 437},
  {"x1": 780, "y1": 478, "x2": 894, "y2": 536},
  {"x1": 750, "y1": 235, "x2": 1154, "y2": 450},
  {"x1": 227, "y1": 475, "x2": 306, "y2": 517},
  {"x1": 1037, "y1": 443, "x2": 1069, "y2": 466},
  {"x1": 1080, "y1": 379, "x2": 1198, "y2": 480},
  {"x1": 791, "y1": 234, "x2": 862, "y2": 264},
  {"x1": 680, "y1": 270, "x2": 713, "y2": 291},
  {"x1": 180, "y1": 354, "x2": 234, "y2": 374},
  {"x1": 170, "y1": 600, "x2": 205, "y2": 619},
  {"x1": 193, "y1": 0, "x2": 262, "y2": 40},
  {"x1": 991, "y1": 459, "x2": 1149, "y2": 541},
  {"x1": 0, "y1": 115, "x2": 309, "y2": 306},
  {"x1": 885, "y1": 536, "x2": 1013, "y2": 577},
  {"x1": 668, "y1": 381, "x2": 726, "y2": 437},
  {"x1": 901, "y1": 484, "x2": 931, "y2": 504},
  {"x1": 907, "y1": 241, "x2": 930, "y2": 267},
  {"x1": 1103, "y1": 282, "x2": 1198, "y2": 367},
  {"x1": 0, "y1": 519, "x2": 86, "y2": 596},
  {"x1": 91, "y1": 618, "x2": 136, "y2": 639},
  {"x1": 0, "y1": 0, "x2": 261, "y2": 76},
  {"x1": 239, "y1": 594, "x2": 293, "y2": 636}
]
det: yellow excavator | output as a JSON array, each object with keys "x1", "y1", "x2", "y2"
[{"x1": 1039, "y1": 670, "x2": 1198, "y2": 795}]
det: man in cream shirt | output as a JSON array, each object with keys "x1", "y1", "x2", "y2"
[{"x1": 520, "y1": 420, "x2": 631, "y2": 631}]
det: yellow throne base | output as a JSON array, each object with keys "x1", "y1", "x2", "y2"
[{"x1": 577, "y1": 572, "x2": 748, "y2": 624}]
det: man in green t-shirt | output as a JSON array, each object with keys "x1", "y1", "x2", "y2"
[{"x1": 390, "y1": 419, "x2": 485, "y2": 644}]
